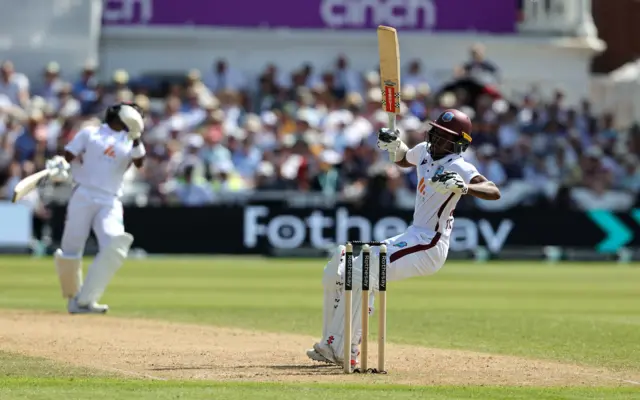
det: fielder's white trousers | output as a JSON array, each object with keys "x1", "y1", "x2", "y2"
[{"x1": 60, "y1": 185, "x2": 125, "y2": 257}]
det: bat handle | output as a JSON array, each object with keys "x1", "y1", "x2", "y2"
[{"x1": 387, "y1": 113, "x2": 397, "y2": 162}]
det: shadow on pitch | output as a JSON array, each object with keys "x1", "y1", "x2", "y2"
[
  {"x1": 148, "y1": 364, "x2": 339, "y2": 374},
  {"x1": 149, "y1": 365, "x2": 215, "y2": 371},
  {"x1": 264, "y1": 364, "x2": 342, "y2": 375},
  {"x1": 234, "y1": 364, "x2": 342, "y2": 375}
]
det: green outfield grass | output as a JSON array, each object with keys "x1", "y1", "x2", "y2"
[
  {"x1": 2, "y1": 379, "x2": 639, "y2": 400},
  {"x1": 1, "y1": 256, "x2": 639, "y2": 399}
]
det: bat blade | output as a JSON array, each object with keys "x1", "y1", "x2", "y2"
[
  {"x1": 377, "y1": 25, "x2": 401, "y2": 115},
  {"x1": 377, "y1": 25, "x2": 401, "y2": 161},
  {"x1": 12, "y1": 169, "x2": 50, "y2": 203}
]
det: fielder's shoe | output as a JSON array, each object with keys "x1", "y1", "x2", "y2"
[
  {"x1": 67, "y1": 297, "x2": 109, "y2": 314},
  {"x1": 306, "y1": 347, "x2": 333, "y2": 364},
  {"x1": 313, "y1": 341, "x2": 341, "y2": 365}
]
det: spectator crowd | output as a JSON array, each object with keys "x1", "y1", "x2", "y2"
[{"x1": 2, "y1": 43, "x2": 640, "y2": 212}]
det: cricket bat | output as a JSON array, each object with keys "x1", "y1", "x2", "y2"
[
  {"x1": 377, "y1": 25, "x2": 401, "y2": 162},
  {"x1": 11, "y1": 169, "x2": 50, "y2": 203}
]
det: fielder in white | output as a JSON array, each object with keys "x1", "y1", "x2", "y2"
[
  {"x1": 45, "y1": 102, "x2": 146, "y2": 314},
  {"x1": 307, "y1": 109, "x2": 502, "y2": 366}
]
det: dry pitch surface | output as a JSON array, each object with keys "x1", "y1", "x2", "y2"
[{"x1": 1, "y1": 310, "x2": 638, "y2": 387}]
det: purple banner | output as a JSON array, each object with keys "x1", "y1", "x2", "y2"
[{"x1": 102, "y1": 0, "x2": 516, "y2": 33}]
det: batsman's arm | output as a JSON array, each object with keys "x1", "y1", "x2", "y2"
[
  {"x1": 466, "y1": 174, "x2": 501, "y2": 200},
  {"x1": 64, "y1": 128, "x2": 90, "y2": 163},
  {"x1": 64, "y1": 151, "x2": 77, "y2": 163},
  {"x1": 394, "y1": 155, "x2": 413, "y2": 168},
  {"x1": 393, "y1": 141, "x2": 425, "y2": 169},
  {"x1": 131, "y1": 139, "x2": 145, "y2": 168}
]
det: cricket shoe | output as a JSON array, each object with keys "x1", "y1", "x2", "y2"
[
  {"x1": 351, "y1": 345, "x2": 360, "y2": 368},
  {"x1": 313, "y1": 341, "x2": 341, "y2": 365},
  {"x1": 67, "y1": 297, "x2": 109, "y2": 314},
  {"x1": 306, "y1": 347, "x2": 333, "y2": 364},
  {"x1": 306, "y1": 345, "x2": 357, "y2": 366}
]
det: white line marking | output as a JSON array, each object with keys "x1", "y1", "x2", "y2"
[
  {"x1": 98, "y1": 365, "x2": 167, "y2": 381},
  {"x1": 576, "y1": 372, "x2": 640, "y2": 386}
]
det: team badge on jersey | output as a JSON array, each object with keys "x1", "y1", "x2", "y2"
[
  {"x1": 393, "y1": 241, "x2": 407, "y2": 248},
  {"x1": 434, "y1": 165, "x2": 445, "y2": 177},
  {"x1": 417, "y1": 177, "x2": 426, "y2": 196}
]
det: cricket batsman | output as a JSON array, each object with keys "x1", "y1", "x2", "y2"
[
  {"x1": 307, "y1": 109, "x2": 501, "y2": 366},
  {"x1": 45, "y1": 102, "x2": 146, "y2": 314}
]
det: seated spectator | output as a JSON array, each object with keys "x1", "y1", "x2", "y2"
[
  {"x1": 211, "y1": 159, "x2": 246, "y2": 193},
  {"x1": 72, "y1": 61, "x2": 99, "y2": 105},
  {"x1": 403, "y1": 59, "x2": 436, "y2": 91},
  {"x1": 311, "y1": 149, "x2": 344, "y2": 196},
  {"x1": 13, "y1": 110, "x2": 46, "y2": 164},
  {"x1": 523, "y1": 152, "x2": 551, "y2": 191},
  {"x1": 37, "y1": 62, "x2": 65, "y2": 105},
  {"x1": 618, "y1": 154, "x2": 640, "y2": 194},
  {"x1": 185, "y1": 69, "x2": 215, "y2": 106},
  {"x1": 51, "y1": 83, "x2": 81, "y2": 119},
  {"x1": 181, "y1": 86, "x2": 209, "y2": 130},
  {"x1": 103, "y1": 69, "x2": 133, "y2": 105},
  {"x1": 204, "y1": 59, "x2": 247, "y2": 94},
  {"x1": 170, "y1": 164, "x2": 215, "y2": 206},
  {"x1": 0, "y1": 61, "x2": 29, "y2": 107},
  {"x1": 499, "y1": 147, "x2": 524, "y2": 180},
  {"x1": 474, "y1": 144, "x2": 507, "y2": 187},
  {"x1": 334, "y1": 55, "x2": 362, "y2": 96},
  {"x1": 0, "y1": 56, "x2": 638, "y2": 214},
  {"x1": 230, "y1": 128, "x2": 262, "y2": 179},
  {"x1": 461, "y1": 43, "x2": 500, "y2": 86},
  {"x1": 254, "y1": 160, "x2": 295, "y2": 191}
]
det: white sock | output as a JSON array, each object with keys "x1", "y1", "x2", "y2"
[
  {"x1": 322, "y1": 279, "x2": 342, "y2": 339},
  {"x1": 320, "y1": 245, "x2": 345, "y2": 339}
]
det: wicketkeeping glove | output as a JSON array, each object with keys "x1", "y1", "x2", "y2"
[{"x1": 429, "y1": 171, "x2": 468, "y2": 195}]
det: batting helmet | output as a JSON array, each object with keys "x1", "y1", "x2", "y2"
[
  {"x1": 104, "y1": 102, "x2": 145, "y2": 128},
  {"x1": 427, "y1": 109, "x2": 473, "y2": 154}
]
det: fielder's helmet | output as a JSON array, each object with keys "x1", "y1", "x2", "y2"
[{"x1": 427, "y1": 109, "x2": 473, "y2": 154}]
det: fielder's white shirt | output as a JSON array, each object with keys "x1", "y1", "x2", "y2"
[
  {"x1": 65, "y1": 124, "x2": 134, "y2": 197},
  {"x1": 405, "y1": 142, "x2": 480, "y2": 237}
]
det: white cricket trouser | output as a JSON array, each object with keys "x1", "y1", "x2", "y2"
[
  {"x1": 323, "y1": 225, "x2": 450, "y2": 359},
  {"x1": 380, "y1": 224, "x2": 449, "y2": 280},
  {"x1": 60, "y1": 185, "x2": 125, "y2": 256},
  {"x1": 341, "y1": 225, "x2": 449, "y2": 283}
]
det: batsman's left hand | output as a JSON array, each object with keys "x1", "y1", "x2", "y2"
[
  {"x1": 376, "y1": 128, "x2": 401, "y2": 152},
  {"x1": 429, "y1": 171, "x2": 468, "y2": 195},
  {"x1": 45, "y1": 155, "x2": 71, "y2": 183}
]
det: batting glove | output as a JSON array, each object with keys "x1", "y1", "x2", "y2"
[
  {"x1": 118, "y1": 104, "x2": 144, "y2": 140},
  {"x1": 46, "y1": 155, "x2": 71, "y2": 183},
  {"x1": 377, "y1": 128, "x2": 409, "y2": 162},
  {"x1": 429, "y1": 171, "x2": 468, "y2": 195},
  {"x1": 376, "y1": 128, "x2": 400, "y2": 151}
]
